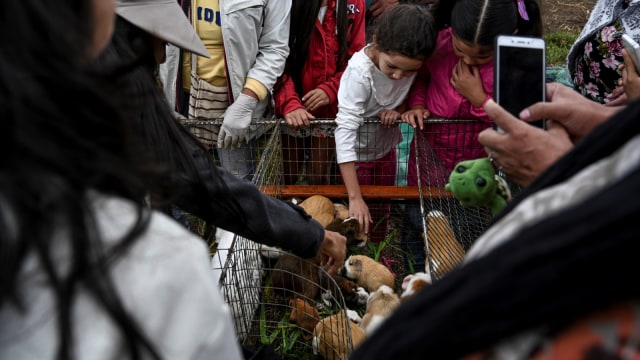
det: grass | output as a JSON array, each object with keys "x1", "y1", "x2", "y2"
[{"x1": 545, "y1": 31, "x2": 580, "y2": 66}]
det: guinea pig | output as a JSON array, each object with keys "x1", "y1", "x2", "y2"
[
  {"x1": 319, "y1": 272, "x2": 369, "y2": 307},
  {"x1": 270, "y1": 253, "x2": 321, "y2": 300},
  {"x1": 326, "y1": 217, "x2": 367, "y2": 247},
  {"x1": 425, "y1": 210, "x2": 465, "y2": 278},
  {"x1": 400, "y1": 272, "x2": 431, "y2": 301},
  {"x1": 298, "y1": 195, "x2": 335, "y2": 228},
  {"x1": 289, "y1": 297, "x2": 320, "y2": 340},
  {"x1": 312, "y1": 310, "x2": 366, "y2": 360},
  {"x1": 340, "y1": 255, "x2": 395, "y2": 293},
  {"x1": 360, "y1": 285, "x2": 400, "y2": 335}
]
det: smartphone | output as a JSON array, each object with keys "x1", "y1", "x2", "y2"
[
  {"x1": 622, "y1": 33, "x2": 640, "y2": 74},
  {"x1": 494, "y1": 35, "x2": 546, "y2": 131}
]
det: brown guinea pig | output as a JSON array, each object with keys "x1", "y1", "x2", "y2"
[
  {"x1": 312, "y1": 310, "x2": 366, "y2": 360},
  {"x1": 270, "y1": 253, "x2": 322, "y2": 300},
  {"x1": 289, "y1": 297, "x2": 320, "y2": 340},
  {"x1": 340, "y1": 255, "x2": 395, "y2": 293}
]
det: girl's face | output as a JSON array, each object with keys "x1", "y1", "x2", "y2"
[
  {"x1": 452, "y1": 35, "x2": 494, "y2": 66},
  {"x1": 372, "y1": 50, "x2": 423, "y2": 80},
  {"x1": 90, "y1": 0, "x2": 116, "y2": 59}
]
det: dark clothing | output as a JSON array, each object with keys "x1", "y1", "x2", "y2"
[
  {"x1": 350, "y1": 99, "x2": 640, "y2": 359},
  {"x1": 175, "y1": 129, "x2": 325, "y2": 259}
]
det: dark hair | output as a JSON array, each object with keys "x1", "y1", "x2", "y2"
[
  {"x1": 0, "y1": 2, "x2": 166, "y2": 359},
  {"x1": 373, "y1": 4, "x2": 437, "y2": 59},
  {"x1": 98, "y1": 16, "x2": 247, "y2": 224},
  {"x1": 284, "y1": 0, "x2": 350, "y2": 95},
  {"x1": 450, "y1": 0, "x2": 542, "y2": 48}
]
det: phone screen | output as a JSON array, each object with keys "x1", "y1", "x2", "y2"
[{"x1": 495, "y1": 40, "x2": 546, "y2": 129}]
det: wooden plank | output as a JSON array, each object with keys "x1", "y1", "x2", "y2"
[{"x1": 258, "y1": 185, "x2": 453, "y2": 200}]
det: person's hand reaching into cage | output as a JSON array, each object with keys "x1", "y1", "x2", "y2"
[
  {"x1": 319, "y1": 230, "x2": 348, "y2": 275},
  {"x1": 339, "y1": 162, "x2": 373, "y2": 238}
]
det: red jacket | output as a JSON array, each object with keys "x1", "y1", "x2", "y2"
[{"x1": 274, "y1": 0, "x2": 366, "y2": 119}]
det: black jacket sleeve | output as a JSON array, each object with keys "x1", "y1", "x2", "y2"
[{"x1": 173, "y1": 134, "x2": 324, "y2": 259}]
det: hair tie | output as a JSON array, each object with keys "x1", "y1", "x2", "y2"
[{"x1": 517, "y1": 0, "x2": 529, "y2": 21}]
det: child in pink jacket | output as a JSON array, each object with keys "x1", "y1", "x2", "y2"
[{"x1": 400, "y1": 0, "x2": 543, "y2": 272}]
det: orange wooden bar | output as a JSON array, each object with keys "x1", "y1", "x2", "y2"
[{"x1": 259, "y1": 185, "x2": 453, "y2": 200}]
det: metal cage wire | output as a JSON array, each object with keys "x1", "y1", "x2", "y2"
[{"x1": 191, "y1": 117, "x2": 494, "y2": 357}]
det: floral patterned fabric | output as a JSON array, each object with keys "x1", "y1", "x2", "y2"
[
  {"x1": 573, "y1": 21, "x2": 625, "y2": 103},
  {"x1": 567, "y1": 0, "x2": 640, "y2": 104}
]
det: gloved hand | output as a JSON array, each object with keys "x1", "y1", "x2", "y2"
[{"x1": 218, "y1": 93, "x2": 258, "y2": 149}]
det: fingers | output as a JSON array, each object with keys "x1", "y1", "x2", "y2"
[
  {"x1": 303, "y1": 90, "x2": 329, "y2": 111},
  {"x1": 484, "y1": 99, "x2": 525, "y2": 134},
  {"x1": 320, "y1": 230, "x2": 347, "y2": 275},
  {"x1": 401, "y1": 112, "x2": 417, "y2": 128},
  {"x1": 477, "y1": 126, "x2": 504, "y2": 154},
  {"x1": 217, "y1": 129, "x2": 233, "y2": 149}
]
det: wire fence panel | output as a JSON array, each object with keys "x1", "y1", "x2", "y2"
[{"x1": 188, "y1": 117, "x2": 494, "y2": 356}]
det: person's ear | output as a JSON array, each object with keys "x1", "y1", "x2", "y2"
[{"x1": 371, "y1": 34, "x2": 377, "y2": 43}]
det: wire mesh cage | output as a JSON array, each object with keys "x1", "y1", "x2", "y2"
[
  {"x1": 410, "y1": 122, "x2": 494, "y2": 279},
  {"x1": 185, "y1": 116, "x2": 496, "y2": 356},
  {"x1": 211, "y1": 231, "x2": 355, "y2": 359}
]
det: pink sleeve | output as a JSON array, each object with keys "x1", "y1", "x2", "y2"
[{"x1": 408, "y1": 74, "x2": 429, "y2": 108}]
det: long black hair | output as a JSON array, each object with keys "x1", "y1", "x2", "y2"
[
  {"x1": 442, "y1": 0, "x2": 542, "y2": 48},
  {"x1": 97, "y1": 16, "x2": 247, "y2": 224},
  {"x1": 0, "y1": 1, "x2": 168, "y2": 359},
  {"x1": 284, "y1": 0, "x2": 350, "y2": 95}
]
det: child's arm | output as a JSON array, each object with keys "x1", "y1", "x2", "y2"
[
  {"x1": 274, "y1": 73, "x2": 316, "y2": 129},
  {"x1": 313, "y1": 0, "x2": 367, "y2": 112},
  {"x1": 339, "y1": 162, "x2": 372, "y2": 236},
  {"x1": 405, "y1": 66, "x2": 431, "y2": 129},
  {"x1": 334, "y1": 61, "x2": 373, "y2": 236},
  {"x1": 451, "y1": 60, "x2": 493, "y2": 124},
  {"x1": 451, "y1": 60, "x2": 487, "y2": 107}
]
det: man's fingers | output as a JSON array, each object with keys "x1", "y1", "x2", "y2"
[
  {"x1": 477, "y1": 126, "x2": 504, "y2": 152},
  {"x1": 484, "y1": 99, "x2": 524, "y2": 133},
  {"x1": 522, "y1": 102, "x2": 566, "y2": 126},
  {"x1": 544, "y1": 82, "x2": 564, "y2": 100}
]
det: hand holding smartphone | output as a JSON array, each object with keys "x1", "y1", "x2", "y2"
[
  {"x1": 494, "y1": 35, "x2": 546, "y2": 132},
  {"x1": 622, "y1": 34, "x2": 640, "y2": 74}
]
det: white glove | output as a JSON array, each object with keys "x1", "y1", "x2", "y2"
[{"x1": 218, "y1": 93, "x2": 258, "y2": 149}]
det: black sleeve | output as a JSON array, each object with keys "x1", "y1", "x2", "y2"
[{"x1": 174, "y1": 137, "x2": 324, "y2": 259}]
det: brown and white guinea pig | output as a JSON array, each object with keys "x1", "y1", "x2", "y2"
[
  {"x1": 340, "y1": 255, "x2": 395, "y2": 293},
  {"x1": 289, "y1": 298, "x2": 320, "y2": 340},
  {"x1": 312, "y1": 310, "x2": 366, "y2": 360},
  {"x1": 400, "y1": 272, "x2": 432, "y2": 301},
  {"x1": 298, "y1": 195, "x2": 335, "y2": 228},
  {"x1": 319, "y1": 272, "x2": 369, "y2": 307},
  {"x1": 425, "y1": 210, "x2": 466, "y2": 278},
  {"x1": 270, "y1": 253, "x2": 321, "y2": 300},
  {"x1": 326, "y1": 217, "x2": 367, "y2": 247},
  {"x1": 360, "y1": 285, "x2": 401, "y2": 335}
]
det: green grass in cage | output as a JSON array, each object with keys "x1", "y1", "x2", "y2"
[{"x1": 258, "y1": 302, "x2": 324, "y2": 359}]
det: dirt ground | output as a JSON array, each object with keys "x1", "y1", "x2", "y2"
[{"x1": 541, "y1": 0, "x2": 597, "y2": 34}]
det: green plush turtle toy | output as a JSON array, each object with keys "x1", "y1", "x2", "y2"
[{"x1": 445, "y1": 158, "x2": 511, "y2": 215}]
